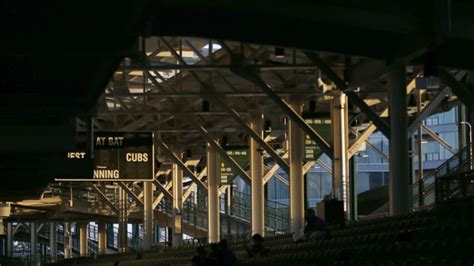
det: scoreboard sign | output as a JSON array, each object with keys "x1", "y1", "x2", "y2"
[
  {"x1": 55, "y1": 132, "x2": 154, "y2": 181},
  {"x1": 303, "y1": 117, "x2": 332, "y2": 161},
  {"x1": 219, "y1": 147, "x2": 249, "y2": 185}
]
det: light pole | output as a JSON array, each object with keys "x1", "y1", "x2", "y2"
[{"x1": 460, "y1": 121, "x2": 472, "y2": 170}]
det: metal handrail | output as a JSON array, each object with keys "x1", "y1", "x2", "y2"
[{"x1": 413, "y1": 143, "x2": 472, "y2": 207}]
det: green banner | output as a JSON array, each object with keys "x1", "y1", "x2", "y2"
[
  {"x1": 219, "y1": 147, "x2": 249, "y2": 185},
  {"x1": 303, "y1": 117, "x2": 332, "y2": 161}
]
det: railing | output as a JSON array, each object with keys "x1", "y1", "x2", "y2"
[
  {"x1": 413, "y1": 143, "x2": 472, "y2": 207},
  {"x1": 436, "y1": 170, "x2": 474, "y2": 203}
]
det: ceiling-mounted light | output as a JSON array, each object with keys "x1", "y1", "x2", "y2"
[
  {"x1": 264, "y1": 120, "x2": 272, "y2": 133},
  {"x1": 221, "y1": 135, "x2": 228, "y2": 147},
  {"x1": 275, "y1": 47, "x2": 285, "y2": 59}
]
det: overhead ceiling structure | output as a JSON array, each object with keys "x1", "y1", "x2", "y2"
[{"x1": 1, "y1": 1, "x2": 474, "y2": 200}]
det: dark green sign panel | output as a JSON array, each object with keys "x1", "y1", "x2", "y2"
[
  {"x1": 219, "y1": 147, "x2": 249, "y2": 185},
  {"x1": 303, "y1": 118, "x2": 332, "y2": 161}
]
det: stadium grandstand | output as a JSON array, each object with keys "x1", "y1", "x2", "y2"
[{"x1": 1, "y1": 1, "x2": 474, "y2": 265}]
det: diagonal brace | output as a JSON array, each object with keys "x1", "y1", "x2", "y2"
[
  {"x1": 206, "y1": 94, "x2": 289, "y2": 173},
  {"x1": 305, "y1": 52, "x2": 391, "y2": 137},
  {"x1": 90, "y1": 184, "x2": 119, "y2": 214},
  {"x1": 231, "y1": 67, "x2": 332, "y2": 157},
  {"x1": 156, "y1": 140, "x2": 207, "y2": 191},
  {"x1": 195, "y1": 124, "x2": 252, "y2": 183}
]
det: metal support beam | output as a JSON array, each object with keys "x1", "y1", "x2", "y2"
[
  {"x1": 305, "y1": 52, "x2": 391, "y2": 137},
  {"x1": 6, "y1": 222, "x2": 12, "y2": 257},
  {"x1": 250, "y1": 110, "x2": 265, "y2": 236},
  {"x1": 30, "y1": 222, "x2": 37, "y2": 259},
  {"x1": 388, "y1": 65, "x2": 410, "y2": 216},
  {"x1": 331, "y1": 92, "x2": 350, "y2": 217},
  {"x1": 348, "y1": 76, "x2": 418, "y2": 158},
  {"x1": 439, "y1": 69, "x2": 474, "y2": 109},
  {"x1": 63, "y1": 222, "x2": 72, "y2": 259},
  {"x1": 207, "y1": 143, "x2": 220, "y2": 243},
  {"x1": 365, "y1": 140, "x2": 389, "y2": 162},
  {"x1": 289, "y1": 97, "x2": 305, "y2": 233},
  {"x1": 172, "y1": 148, "x2": 183, "y2": 247},
  {"x1": 153, "y1": 180, "x2": 173, "y2": 200},
  {"x1": 196, "y1": 125, "x2": 252, "y2": 183},
  {"x1": 422, "y1": 125, "x2": 458, "y2": 154},
  {"x1": 316, "y1": 159, "x2": 332, "y2": 173},
  {"x1": 98, "y1": 221, "x2": 107, "y2": 255},
  {"x1": 231, "y1": 68, "x2": 332, "y2": 156},
  {"x1": 119, "y1": 182, "x2": 144, "y2": 207},
  {"x1": 143, "y1": 181, "x2": 153, "y2": 251},
  {"x1": 183, "y1": 167, "x2": 207, "y2": 201},
  {"x1": 118, "y1": 186, "x2": 128, "y2": 253},
  {"x1": 156, "y1": 140, "x2": 207, "y2": 191},
  {"x1": 207, "y1": 95, "x2": 290, "y2": 173},
  {"x1": 153, "y1": 182, "x2": 173, "y2": 209},
  {"x1": 49, "y1": 222, "x2": 57, "y2": 262},
  {"x1": 79, "y1": 223, "x2": 88, "y2": 257},
  {"x1": 408, "y1": 86, "x2": 451, "y2": 135},
  {"x1": 90, "y1": 184, "x2": 119, "y2": 214}
]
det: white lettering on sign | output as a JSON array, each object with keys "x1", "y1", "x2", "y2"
[
  {"x1": 96, "y1": 136, "x2": 124, "y2": 146},
  {"x1": 96, "y1": 137, "x2": 106, "y2": 146},
  {"x1": 126, "y1": 153, "x2": 148, "y2": 162},
  {"x1": 108, "y1": 137, "x2": 124, "y2": 146},
  {"x1": 93, "y1": 169, "x2": 119, "y2": 179},
  {"x1": 67, "y1": 152, "x2": 86, "y2": 159}
]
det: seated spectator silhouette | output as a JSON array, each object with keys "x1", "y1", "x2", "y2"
[
  {"x1": 218, "y1": 239, "x2": 237, "y2": 266},
  {"x1": 304, "y1": 208, "x2": 327, "y2": 239},
  {"x1": 246, "y1": 234, "x2": 269, "y2": 258},
  {"x1": 191, "y1": 246, "x2": 207, "y2": 266}
]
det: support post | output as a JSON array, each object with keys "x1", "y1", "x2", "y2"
[
  {"x1": 64, "y1": 222, "x2": 72, "y2": 259},
  {"x1": 289, "y1": 97, "x2": 305, "y2": 233},
  {"x1": 250, "y1": 110, "x2": 265, "y2": 236},
  {"x1": 331, "y1": 92, "x2": 350, "y2": 217},
  {"x1": 79, "y1": 222, "x2": 88, "y2": 257},
  {"x1": 30, "y1": 222, "x2": 37, "y2": 260},
  {"x1": 388, "y1": 65, "x2": 410, "y2": 215},
  {"x1": 417, "y1": 89, "x2": 424, "y2": 207},
  {"x1": 49, "y1": 223, "x2": 57, "y2": 262},
  {"x1": 118, "y1": 186, "x2": 128, "y2": 252},
  {"x1": 98, "y1": 221, "x2": 107, "y2": 255},
  {"x1": 207, "y1": 143, "x2": 220, "y2": 243},
  {"x1": 143, "y1": 181, "x2": 153, "y2": 250},
  {"x1": 6, "y1": 221, "x2": 12, "y2": 257},
  {"x1": 172, "y1": 148, "x2": 183, "y2": 247}
]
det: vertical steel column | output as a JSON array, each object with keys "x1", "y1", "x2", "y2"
[
  {"x1": 79, "y1": 222, "x2": 88, "y2": 257},
  {"x1": 207, "y1": 143, "x2": 220, "y2": 243},
  {"x1": 98, "y1": 221, "x2": 107, "y2": 255},
  {"x1": 417, "y1": 89, "x2": 425, "y2": 206},
  {"x1": 6, "y1": 221, "x2": 12, "y2": 257},
  {"x1": 49, "y1": 222, "x2": 57, "y2": 262},
  {"x1": 250, "y1": 110, "x2": 265, "y2": 236},
  {"x1": 331, "y1": 92, "x2": 350, "y2": 217},
  {"x1": 226, "y1": 186, "x2": 232, "y2": 236},
  {"x1": 30, "y1": 222, "x2": 37, "y2": 259},
  {"x1": 64, "y1": 222, "x2": 72, "y2": 259},
  {"x1": 388, "y1": 65, "x2": 410, "y2": 215},
  {"x1": 289, "y1": 97, "x2": 304, "y2": 233},
  {"x1": 118, "y1": 186, "x2": 128, "y2": 252},
  {"x1": 143, "y1": 181, "x2": 153, "y2": 250},
  {"x1": 172, "y1": 148, "x2": 183, "y2": 247}
]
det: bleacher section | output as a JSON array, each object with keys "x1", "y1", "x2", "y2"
[{"x1": 47, "y1": 196, "x2": 474, "y2": 266}]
